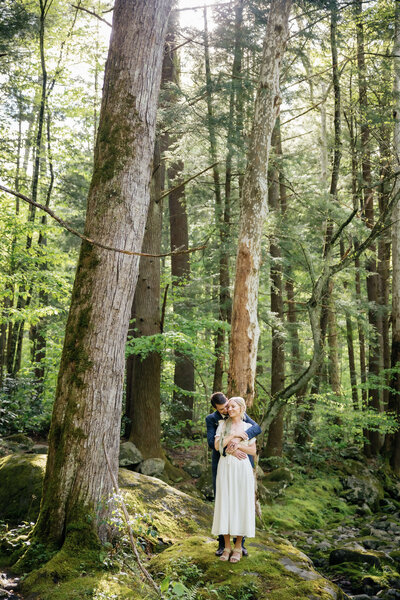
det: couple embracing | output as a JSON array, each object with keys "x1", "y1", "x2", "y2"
[{"x1": 206, "y1": 392, "x2": 261, "y2": 564}]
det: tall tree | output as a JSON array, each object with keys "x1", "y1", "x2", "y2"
[
  {"x1": 228, "y1": 0, "x2": 292, "y2": 405},
  {"x1": 388, "y1": 0, "x2": 400, "y2": 475},
  {"x1": 265, "y1": 124, "x2": 285, "y2": 457},
  {"x1": 126, "y1": 140, "x2": 163, "y2": 458},
  {"x1": 30, "y1": 0, "x2": 172, "y2": 551},
  {"x1": 356, "y1": 0, "x2": 382, "y2": 457}
]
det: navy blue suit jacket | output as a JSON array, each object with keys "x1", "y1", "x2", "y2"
[{"x1": 205, "y1": 411, "x2": 261, "y2": 485}]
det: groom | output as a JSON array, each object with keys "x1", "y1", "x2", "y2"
[{"x1": 206, "y1": 391, "x2": 261, "y2": 556}]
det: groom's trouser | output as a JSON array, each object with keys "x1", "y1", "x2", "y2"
[{"x1": 212, "y1": 464, "x2": 225, "y2": 549}]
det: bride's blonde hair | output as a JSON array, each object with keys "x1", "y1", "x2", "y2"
[
  {"x1": 229, "y1": 396, "x2": 246, "y2": 419},
  {"x1": 218, "y1": 396, "x2": 247, "y2": 455}
]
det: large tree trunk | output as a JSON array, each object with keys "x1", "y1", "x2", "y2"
[
  {"x1": 32, "y1": 0, "x2": 172, "y2": 549},
  {"x1": 228, "y1": 0, "x2": 291, "y2": 405}
]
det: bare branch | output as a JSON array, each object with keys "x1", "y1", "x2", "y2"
[
  {"x1": 70, "y1": 4, "x2": 112, "y2": 26},
  {"x1": 157, "y1": 162, "x2": 219, "y2": 201},
  {"x1": 0, "y1": 183, "x2": 206, "y2": 258}
]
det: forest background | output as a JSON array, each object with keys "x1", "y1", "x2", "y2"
[{"x1": 1, "y1": 0, "x2": 400, "y2": 474}]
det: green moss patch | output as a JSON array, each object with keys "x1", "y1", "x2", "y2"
[
  {"x1": 0, "y1": 453, "x2": 46, "y2": 523},
  {"x1": 262, "y1": 472, "x2": 355, "y2": 531}
]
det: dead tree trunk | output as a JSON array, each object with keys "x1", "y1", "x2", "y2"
[{"x1": 228, "y1": 0, "x2": 292, "y2": 405}]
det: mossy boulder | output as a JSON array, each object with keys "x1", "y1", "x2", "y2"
[
  {"x1": 329, "y1": 548, "x2": 381, "y2": 569},
  {"x1": 265, "y1": 467, "x2": 294, "y2": 483},
  {"x1": 0, "y1": 454, "x2": 46, "y2": 523},
  {"x1": 119, "y1": 468, "x2": 212, "y2": 542},
  {"x1": 149, "y1": 533, "x2": 346, "y2": 600},
  {"x1": 183, "y1": 460, "x2": 203, "y2": 479},
  {"x1": 341, "y1": 473, "x2": 384, "y2": 510}
]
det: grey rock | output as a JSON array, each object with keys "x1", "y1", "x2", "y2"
[
  {"x1": 315, "y1": 540, "x2": 332, "y2": 552},
  {"x1": 119, "y1": 441, "x2": 143, "y2": 467},
  {"x1": 279, "y1": 557, "x2": 319, "y2": 581},
  {"x1": 329, "y1": 548, "x2": 381, "y2": 568},
  {"x1": 341, "y1": 474, "x2": 383, "y2": 510},
  {"x1": 139, "y1": 458, "x2": 165, "y2": 477},
  {"x1": 183, "y1": 461, "x2": 203, "y2": 479},
  {"x1": 30, "y1": 444, "x2": 48, "y2": 454}
]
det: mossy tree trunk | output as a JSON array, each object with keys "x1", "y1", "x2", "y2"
[
  {"x1": 32, "y1": 0, "x2": 172, "y2": 549},
  {"x1": 227, "y1": 0, "x2": 291, "y2": 405}
]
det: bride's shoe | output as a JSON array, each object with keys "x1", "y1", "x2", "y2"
[
  {"x1": 219, "y1": 548, "x2": 231, "y2": 561},
  {"x1": 229, "y1": 548, "x2": 242, "y2": 563}
]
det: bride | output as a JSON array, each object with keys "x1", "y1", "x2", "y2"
[{"x1": 211, "y1": 396, "x2": 256, "y2": 563}]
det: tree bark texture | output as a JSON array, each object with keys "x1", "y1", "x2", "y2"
[
  {"x1": 228, "y1": 0, "x2": 291, "y2": 405},
  {"x1": 34, "y1": 0, "x2": 172, "y2": 547},
  {"x1": 127, "y1": 140, "x2": 163, "y2": 459}
]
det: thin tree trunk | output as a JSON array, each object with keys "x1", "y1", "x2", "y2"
[
  {"x1": 163, "y1": 10, "x2": 195, "y2": 426},
  {"x1": 209, "y1": 1, "x2": 243, "y2": 391},
  {"x1": 298, "y1": 1, "x2": 341, "y2": 434},
  {"x1": 31, "y1": 0, "x2": 172, "y2": 550},
  {"x1": 356, "y1": 0, "x2": 382, "y2": 457},
  {"x1": 378, "y1": 131, "x2": 391, "y2": 411},
  {"x1": 265, "y1": 125, "x2": 285, "y2": 457},
  {"x1": 345, "y1": 94, "x2": 367, "y2": 407},
  {"x1": 203, "y1": 6, "x2": 224, "y2": 392},
  {"x1": 388, "y1": 0, "x2": 400, "y2": 474},
  {"x1": 228, "y1": 0, "x2": 292, "y2": 405}
]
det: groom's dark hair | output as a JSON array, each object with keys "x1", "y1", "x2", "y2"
[{"x1": 211, "y1": 392, "x2": 227, "y2": 408}]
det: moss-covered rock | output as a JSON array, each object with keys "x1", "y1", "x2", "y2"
[
  {"x1": 119, "y1": 468, "x2": 213, "y2": 542},
  {"x1": 341, "y1": 474, "x2": 384, "y2": 510},
  {"x1": 265, "y1": 467, "x2": 294, "y2": 483},
  {"x1": 0, "y1": 454, "x2": 46, "y2": 523},
  {"x1": 149, "y1": 533, "x2": 346, "y2": 600}
]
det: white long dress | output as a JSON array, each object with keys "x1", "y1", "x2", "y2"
[{"x1": 211, "y1": 420, "x2": 255, "y2": 538}]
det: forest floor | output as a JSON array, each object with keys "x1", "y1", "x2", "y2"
[{"x1": 1, "y1": 437, "x2": 400, "y2": 599}]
